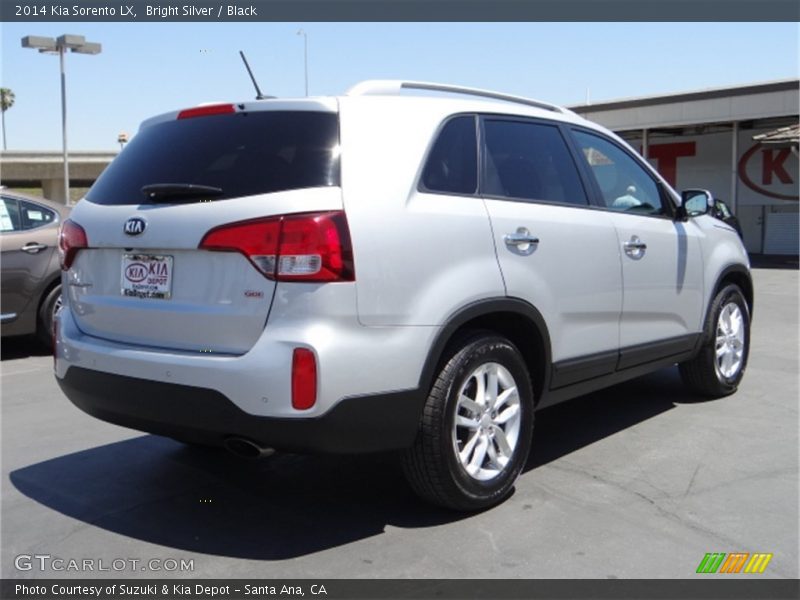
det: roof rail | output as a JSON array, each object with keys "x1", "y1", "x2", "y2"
[{"x1": 345, "y1": 80, "x2": 564, "y2": 113}]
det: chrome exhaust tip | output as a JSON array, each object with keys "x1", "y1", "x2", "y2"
[{"x1": 224, "y1": 437, "x2": 275, "y2": 459}]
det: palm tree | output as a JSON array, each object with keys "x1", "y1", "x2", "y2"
[{"x1": 1, "y1": 88, "x2": 15, "y2": 151}]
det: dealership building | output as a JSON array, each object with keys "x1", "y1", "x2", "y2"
[{"x1": 571, "y1": 78, "x2": 799, "y2": 255}]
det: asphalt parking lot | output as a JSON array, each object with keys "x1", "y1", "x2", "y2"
[{"x1": 1, "y1": 267, "x2": 797, "y2": 580}]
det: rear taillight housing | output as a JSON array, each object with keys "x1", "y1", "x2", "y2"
[
  {"x1": 58, "y1": 219, "x2": 88, "y2": 270},
  {"x1": 199, "y1": 211, "x2": 355, "y2": 282}
]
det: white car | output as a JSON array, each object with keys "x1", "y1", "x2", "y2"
[{"x1": 55, "y1": 81, "x2": 752, "y2": 510}]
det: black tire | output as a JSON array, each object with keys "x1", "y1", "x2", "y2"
[
  {"x1": 679, "y1": 284, "x2": 750, "y2": 398},
  {"x1": 402, "y1": 333, "x2": 534, "y2": 511},
  {"x1": 37, "y1": 284, "x2": 62, "y2": 349}
]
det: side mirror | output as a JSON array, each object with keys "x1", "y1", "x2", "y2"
[{"x1": 678, "y1": 189, "x2": 715, "y2": 221}]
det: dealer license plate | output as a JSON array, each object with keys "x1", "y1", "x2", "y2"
[{"x1": 121, "y1": 254, "x2": 173, "y2": 300}]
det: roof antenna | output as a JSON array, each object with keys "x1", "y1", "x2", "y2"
[{"x1": 239, "y1": 50, "x2": 270, "y2": 100}]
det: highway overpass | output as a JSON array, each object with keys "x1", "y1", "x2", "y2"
[{"x1": 0, "y1": 151, "x2": 116, "y2": 203}]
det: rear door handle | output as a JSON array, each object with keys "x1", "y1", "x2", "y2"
[
  {"x1": 504, "y1": 227, "x2": 539, "y2": 250},
  {"x1": 504, "y1": 232, "x2": 540, "y2": 246},
  {"x1": 504, "y1": 228, "x2": 539, "y2": 256},
  {"x1": 21, "y1": 243, "x2": 47, "y2": 254}
]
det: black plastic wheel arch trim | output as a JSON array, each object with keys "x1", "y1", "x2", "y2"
[
  {"x1": 712, "y1": 264, "x2": 754, "y2": 319},
  {"x1": 418, "y1": 297, "x2": 553, "y2": 399}
]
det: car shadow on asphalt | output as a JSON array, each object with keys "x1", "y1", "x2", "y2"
[
  {"x1": 9, "y1": 367, "x2": 708, "y2": 560},
  {"x1": 0, "y1": 336, "x2": 50, "y2": 360},
  {"x1": 748, "y1": 254, "x2": 799, "y2": 270},
  {"x1": 527, "y1": 366, "x2": 696, "y2": 470}
]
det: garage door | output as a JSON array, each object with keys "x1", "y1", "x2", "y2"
[{"x1": 763, "y1": 210, "x2": 799, "y2": 255}]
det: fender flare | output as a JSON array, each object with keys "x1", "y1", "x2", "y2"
[
  {"x1": 708, "y1": 264, "x2": 754, "y2": 322},
  {"x1": 417, "y1": 297, "x2": 553, "y2": 396}
]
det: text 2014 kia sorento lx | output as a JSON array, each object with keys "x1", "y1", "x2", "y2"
[{"x1": 55, "y1": 81, "x2": 752, "y2": 510}]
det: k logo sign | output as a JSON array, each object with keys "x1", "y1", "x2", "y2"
[
  {"x1": 124, "y1": 217, "x2": 147, "y2": 236},
  {"x1": 738, "y1": 143, "x2": 798, "y2": 201}
]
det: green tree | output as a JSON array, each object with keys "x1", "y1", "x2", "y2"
[{"x1": 0, "y1": 88, "x2": 15, "y2": 151}]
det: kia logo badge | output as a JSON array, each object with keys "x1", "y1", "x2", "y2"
[{"x1": 124, "y1": 217, "x2": 146, "y2": 236}]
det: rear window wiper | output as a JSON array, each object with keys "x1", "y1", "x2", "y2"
[{"x1": 141, "y1": 183, "x2": 224, "y2": 203}]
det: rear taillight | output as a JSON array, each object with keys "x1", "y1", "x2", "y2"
[
  {"x1": 58, "y1": 219, "x2": 88, "y2": 270},
  {"x1": 278, "y1": 213, "x2": 354, "y2": 281},
  {"x1": 199, "y1": 211, "x2": 355, "y2": 282},
  {"x1": 292, "y1": 348, "x2": 317, "y2": 410},
  {"x1": 177, "y1": 104, "x2": 236, "y2": 119},
  {"x1": 199, "y1": 218, "x2": 282, "y2": 276}
]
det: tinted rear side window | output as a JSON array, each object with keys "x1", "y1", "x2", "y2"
[
  {"x1": 483, "y1": 120, "x2": 588, "y2": 206},
  {"x1": 87, "y1": 111, "x2": 340, "y2": 205},
  {"x1": 420, "y1": 116, "x2": 478, "y2": 195},
  {"x1": 20, "y1": 200, "x2": 57, "y2": 230}
]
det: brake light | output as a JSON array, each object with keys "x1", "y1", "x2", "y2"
[
  {"x1": 58, "y1": 219, "x2": 88, "y2": 270},
  {"x1": 292, "y1": 348, "x2": 317, "y2": 410},
  {"x1": 199, "y1": 218, "x2": 281, "y2": 276},
  {"x1": 199, "y1": 211, "x2": 355, "y2": 282},
  {"x1": 278, "y1": 213, "x2": 354, "y2": 281},
  {"x1": 177, "y1": 104, "x2": 236, "y2": 119}
]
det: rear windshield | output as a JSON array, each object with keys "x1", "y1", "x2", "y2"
[{"x1": 86, "y1": 111, "x2": 340, "y2": 205}]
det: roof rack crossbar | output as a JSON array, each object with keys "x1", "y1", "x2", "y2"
[{"x1": 345, "y1": 80, "x2": 564, "y2": 113}]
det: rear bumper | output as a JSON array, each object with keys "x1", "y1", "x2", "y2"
[
  {"x1": 57, "y1": 366, "x2": 424, "y2": 454},
  {"x1": 55, "y1": 293, "x2": 436, "y2": 420}
]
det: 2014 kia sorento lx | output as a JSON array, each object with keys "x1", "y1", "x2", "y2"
[{"x1": 55, "y1": 81, "x2": 752, "y2": 510}]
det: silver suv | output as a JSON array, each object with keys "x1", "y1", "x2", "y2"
[{"x1": 55, "y1": 81, "x2": 752, "y2": 510}]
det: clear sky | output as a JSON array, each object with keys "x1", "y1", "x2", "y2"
[{"x1": 1, "y1": 22, "x2": 798, "y2": 151}]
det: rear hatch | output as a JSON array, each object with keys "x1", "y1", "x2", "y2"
[{"x1": 66, "y1": 101, "x2": 342, "y2": 354}]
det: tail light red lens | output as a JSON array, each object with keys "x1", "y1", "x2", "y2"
[
  {"x1": 291, "y1": 348, "x2": 317, "y2": 410},
  {"x1": 58, "y1": 219, "x2": 88, "y2": 270},
  {"x1": 278, "y1": 212, "x2": 354, "y2": 281},
  {"x1": 177, "y1": 104, "x2": 236, "y2": 119},
  {"x1": 199, "y1": 211, "x2": 355, "y2": 282},
  {"x1": 199, "y1": 218, "x2": 282, "y2": 277}
]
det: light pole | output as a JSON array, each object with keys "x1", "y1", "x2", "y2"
[
  {"x1": 296, "y1": 29, "x2": 308, "y2": 96},
  {"x1": 22, "y1": 34, "x2": 101, "y2": 205}
]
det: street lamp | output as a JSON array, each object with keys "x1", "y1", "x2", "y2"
[
  {"x1": 296, "y1": 29, "x2": 308, "y2": 97},
  {"x1": 22, "y1": 34, "x2": 101, "y2": 205}
]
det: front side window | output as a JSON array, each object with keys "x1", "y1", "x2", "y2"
[
  {"x1": 572, "y1": 130, "x2": 664, "y2": 215},
  {"x1": 420, "y1": 116, "x2": 478, "y2": 195},
  {"x1": 482, "y1": 120, "x2": 589, "y2": 206}
]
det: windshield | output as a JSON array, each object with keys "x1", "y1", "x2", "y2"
[{"x1": 86, "y1": 111, "x2": 340, "y2": 205}]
